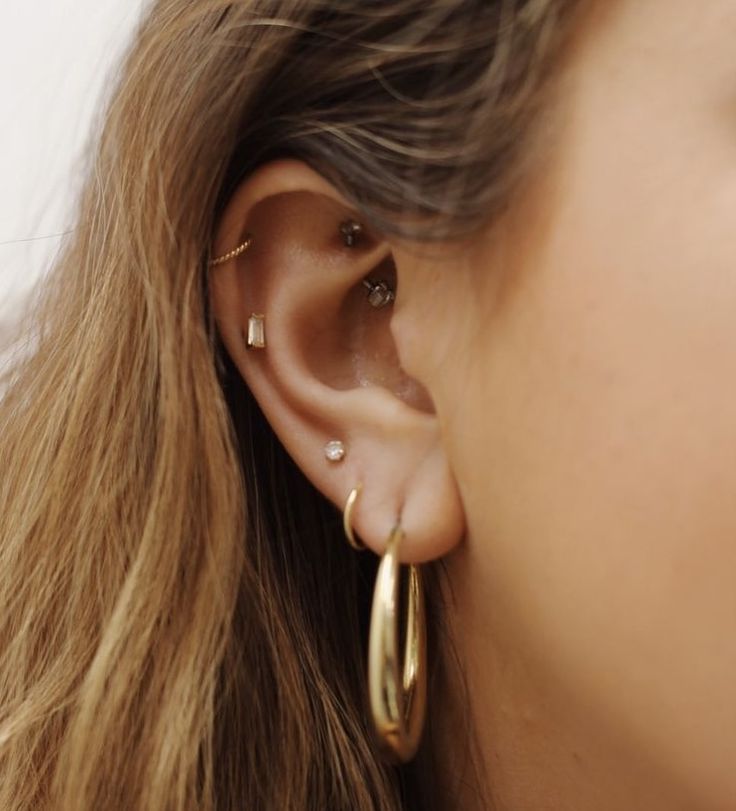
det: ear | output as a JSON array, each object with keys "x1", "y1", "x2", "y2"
[{"x1": 208, "y1": 158, "x2": 465, "y2": 562}]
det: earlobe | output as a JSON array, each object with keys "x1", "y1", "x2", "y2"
[{"x1": 207, "y1": 159, "x2": 466, "y2": 563}]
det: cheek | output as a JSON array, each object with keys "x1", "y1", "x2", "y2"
[{"x1": 447, "y1": 169, "x2": 736, "y2": 800}]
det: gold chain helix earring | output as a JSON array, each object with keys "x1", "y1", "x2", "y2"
[{"x1": 207, "y1": 234, "x2": 254, "y2": 266}]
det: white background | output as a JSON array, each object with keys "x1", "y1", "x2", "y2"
[{"x1": 0, "y1": 2, "x2": 144, "y2": 348}]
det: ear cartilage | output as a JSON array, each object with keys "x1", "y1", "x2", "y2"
[
  {"x1": 324, "y1": 439, "x2": 346, "y2": 463},
  {"x1": 361, "y1": 278, "x2": 395, "y2": 309},
  {"x1": 339, "y1": 219, "x2": 363, "y2": 247},
  {"x1": 246, "y1": 313, "x2": 266, "y2": 349}
]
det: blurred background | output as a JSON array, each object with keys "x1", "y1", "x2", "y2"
[{"x1": 0, "y1": 2, "x2": 143, "y2": 357}]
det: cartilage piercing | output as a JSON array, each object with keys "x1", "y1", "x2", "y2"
[
  {"x1": 361, "y1": 278, "x2": 395, "y2": 309},
  {"x1": 246, "y1": 314, "x2": 266, "y2": 349},
  {"x1": 340, "y1": 220, "x2": 363, "y2": 247},
  {"x1": 208, "y1": 234, "x2": 254, "y2": 266}
]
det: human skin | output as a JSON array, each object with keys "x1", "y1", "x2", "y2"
[
  {"x1": 209, "y1": 0, "x2": 736, "y2": 808},
  {"x1": 425, "y1": 1, "x2": 736, "y2": 807}
]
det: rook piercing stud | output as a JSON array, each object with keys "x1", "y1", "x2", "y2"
[
  {"x1": 338, "y1": 221, "x2": 396, "y2": 307},
  {"x1": 340, "y1": 220, "x2": 363, "y2": 247}
]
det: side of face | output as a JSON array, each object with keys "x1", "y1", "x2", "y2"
[{"x1": 397, "y1": 0, "x2": 736, "y2": 806}]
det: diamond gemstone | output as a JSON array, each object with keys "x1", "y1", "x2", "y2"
[
  {"x1": 367, "y1": 281, "x2": 394, "y2": 308},
  {"x1": 324, "y1": 440, "x2": 346, "y2": 462},
  {"x1": 246, "y1": 314, "x2": 266, "y2": 348}
]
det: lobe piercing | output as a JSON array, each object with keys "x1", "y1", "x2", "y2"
[
  {"x1": 343, "y1": 483, "x2": 367, "y2": 551},
  {"x1": 324, "y1": 439, "x2": 346, "y2": 462},
  {"x1": 246, "y1": 314, "x2": 266, "y2": 349}
]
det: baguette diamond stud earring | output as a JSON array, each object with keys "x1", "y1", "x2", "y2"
[
  {"x1": 324, "y1": 439, "x2": 346, "y2": 462},
  {"x1": 246, "y1": 314, "x2": 266, "y2": 349}
]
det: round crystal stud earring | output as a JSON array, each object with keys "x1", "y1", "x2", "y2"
[
  {"x1": 361, "y1": 278, "x2": 395, "y2": 309},
  {"x1": 324, "y1": 439, "x2": 346, "y2": 462}
]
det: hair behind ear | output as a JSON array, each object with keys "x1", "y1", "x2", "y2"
[
  {"x1": 218, "y1": 341, "x2": 466, "y2": 810},
  {"x1": 0, "y1": 1, "x2": 583, "y2": 808}
]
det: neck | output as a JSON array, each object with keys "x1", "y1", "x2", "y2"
[{"x1": 428, "y1": 545, "x2": 694, "y2": 811}]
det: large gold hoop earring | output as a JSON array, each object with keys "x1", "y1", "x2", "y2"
[{"x1": 368, "y1": 522, "x2": 427, "y2": 764}]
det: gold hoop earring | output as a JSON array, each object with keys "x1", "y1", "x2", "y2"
[
  {"x1": 368, "y1": 522, "x2": 427, "y2": 764},
  {"x1": 343, "y1": 484, "x2": 367, "y2": 551}
]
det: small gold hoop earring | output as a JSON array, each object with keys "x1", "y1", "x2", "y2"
[
  {"x1": 368, "y1": 522, "x2": 427, "y2": 764},
  {"x1": 343, "y1": 484, "x2": 367, "y2": 551}
]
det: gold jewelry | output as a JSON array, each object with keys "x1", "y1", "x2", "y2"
[
  {"x1": 246, "y1": 313, "x2": 266, "y2": 349},
  {"x1": 208, "y1": 229, "x2": 397, "y2": 307},
  {"x1": 208, "y1": 234, "x2": 254, "y2": 266},
  {"x1": 343, "y1": 484, "x2": 367, "y2": 551},
  {"x1": 368, "y1": 521, "x2": 427, "y2": 763}
]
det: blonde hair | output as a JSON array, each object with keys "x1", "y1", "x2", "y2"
[{"x1": 0, "y1": 2, "x2": 583, "y2": 809}]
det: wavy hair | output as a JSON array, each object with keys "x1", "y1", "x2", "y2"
[{"x1": 0, "y1": 1, "x2": 583, "y2": 809}]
